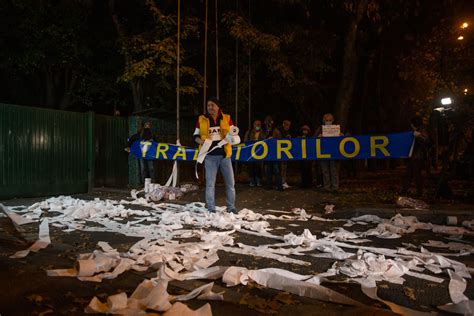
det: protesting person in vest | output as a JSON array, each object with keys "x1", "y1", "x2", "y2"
[
  {"x1": 277, "y1": 120, "x2": 292, "y2": 189},
  {"x1": 401, "y1": 115, "x2": 429, "y2": 197},
  {"x1": 300, "y1": 125, "x2": 313, "y2": 188},
  {"x1": 315, "y1": 113, "x2": 343, "y2": 192},
  {"x1": 193, "y1": 98, "x2": 239, "y2": 213},
  {"x1": 263, "y1": 115, "x2": 284, "y2": 191},
  {"x1": 126, "y1": 121, "x2": 156, "y2": 184},
  {"x1": 244, "y1": 119, "x2": 265, "y2": 187}
]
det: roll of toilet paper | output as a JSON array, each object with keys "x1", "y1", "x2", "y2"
[
  {"x1": 446, "y1": 216, "x2": 457, "y2": 226},
  {"x1": 76, "y1": 259, "x2": 98, "y2": 277},
  {"x1": 144, "y1": 178, "x2": 152, "y2": 193}
]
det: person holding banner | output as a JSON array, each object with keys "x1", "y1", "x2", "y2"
[
  {"x1": 316, "y1": 113, "x2": 343, "y2": 192},
  {"x1": 126, "y1": 121, "x2": 156, "y2": 184},
  {"x1": 300, "y1": 125, "x2": 313, "y2": 188},
  {"x1": 244, "y1": 119, "x2": 265, "y2": 187},
  {"x1": 278, "y1": 120, "x2": 292, "y2": 189},
  {"x1": 401, "y1": 116, "x2": 429, "y2": 197},
  {"x1": 263, "y1": 116, "x2": 284, "y2": 191},
  {"x1": 193, "y1": 98, "x2": 237, "y2": 213}
]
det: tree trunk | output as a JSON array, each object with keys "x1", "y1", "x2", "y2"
[
  {"x1": 357, "y1": 51, "x2": 375, "y2": 134},
  {"x1": 335, "y1": 0, "x2": 368, "y2": 128},
  {"x1": 59, "y1": 67, "x2": 78, "y2": 110},
  {"x1": 130, "y1": 78, "x2": 144, "y2": 112},
  {"x1": 45, "y1": 66, "x2": 56, "y2": 108},
  {"x1": 108, "y1": 0, "x2": 144, "y2": 112}
]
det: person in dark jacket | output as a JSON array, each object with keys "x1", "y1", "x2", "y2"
[
  {"x1": 402, "y1": 116, "x2": 429, "y2": 196},
  {"x1": 263, "y1": 116, "x2": 283, "y2": 191},
  {"x1": 126, "y1": 121, "x2": 156, "y2": 184},
  {"x1": 278, "y1": 120, "x2": 292, "y2": 189},
  {"x1": 244, "y1": 119, "x2": 265, "y2": 186},
  {"x1": 299, "y1": 125, "x2": 313, "y2": 188}
]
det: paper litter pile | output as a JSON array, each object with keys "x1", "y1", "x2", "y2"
[{"x1": 1, "y1": 195, "x2": 473, "y2": 315}]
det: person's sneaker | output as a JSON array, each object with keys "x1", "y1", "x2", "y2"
[
  {"x1": 228, "y1": 209, "x2": 238, "y2": 214},
  {"x1": 282, "y1": 182, "x2": 290, "y2": 189},
  {"x1": 256, "y1": 182, "x2": 262, "y2": 187},
  {"x1": 249, "y1": 182, "x2": 256, "y2": 187}
]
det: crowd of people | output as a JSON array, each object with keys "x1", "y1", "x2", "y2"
[
  {"x1": 244, "y1": 113, "x2": 343, "y2": 192},
  {"x1": 126, "y1": 98, "x2": 437, "y2": 213}
]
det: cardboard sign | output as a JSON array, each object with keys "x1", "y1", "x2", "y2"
[{"x1": 322, "y1": 125, "x2": 340, "y2": 137}]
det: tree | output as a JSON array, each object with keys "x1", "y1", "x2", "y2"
[
  {"x1": 222, "y1": 3, "x2": 335, "y2": 126},
  {"x1": 334, "y1": 0, "x2": 368, "y2": 127},
  {"x1": 0, "y1": 0, "x2": 93, "y2": 110},
  {"x1": 108, "y1": 0, "x2": 202, "y2": 113}
]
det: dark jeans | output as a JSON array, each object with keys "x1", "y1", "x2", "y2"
[
  {"x1": 265, "y1": 162, "x2": 282, "y2": 189},
  {"x1": 248, "y1": 162, "x2": 262, "y2": 185},
  {"x1": 402, "y1": 159, "x2": 424, "y2": 195},
  {"x1": 300, "y1": 161, "x2": 313, "y2": 188},
  {"x1": 140, "y1": 159, "x2": 155, "y2": 183}
]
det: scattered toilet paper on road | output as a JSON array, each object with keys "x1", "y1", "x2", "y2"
[{"x1": 10, "y1": 218, "x2": 50, "y2": 258}]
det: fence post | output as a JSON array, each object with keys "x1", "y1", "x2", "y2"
[{"x1": 87, "y1": 111, "x2": 95, "y2": 192}]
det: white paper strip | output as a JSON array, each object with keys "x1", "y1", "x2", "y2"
[{"x1": 10, "y1": 219, "x2": 50, "y2": 258}]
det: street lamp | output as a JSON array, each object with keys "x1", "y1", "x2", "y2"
[
  {"x1": 464, "y1": 88, "x2": 468, "y2": 95},
  {"x1": 461, "y1": 22, "x2": 468, "y2": 29},
  {"x1": 441, "y1": 97, "x2": 452, "y2": 105},
  {"x1": 457, "y1": 35, "x2": 464, "y2": 40}
]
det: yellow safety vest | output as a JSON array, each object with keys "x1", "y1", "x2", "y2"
[{"x1": 198, "y1": 113, "x2": 232, "y2": 158}]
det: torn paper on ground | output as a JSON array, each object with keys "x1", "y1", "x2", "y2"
[{"x1": 10, "y1": 218, "x2": 50, "y2": 258}]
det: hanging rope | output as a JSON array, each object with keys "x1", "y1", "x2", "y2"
[
  {"x1": 234, "y1": 0, "x2": 239, "y2": 125},
  {"x1": 176, "y1": 0, "x2": 181, "y2": 142},
  {"x1": 203, "y1": 0, "x2": 209, "y2": 113},
  {"x1": 175, "y1": 0, "x2": 181, "y2": 185},
  {"x1": 215, "y1": 0, "x2": 219, "y2": 99},
  {"x1": 248, "y1": 0, "x2": 251, "y2": 128}
]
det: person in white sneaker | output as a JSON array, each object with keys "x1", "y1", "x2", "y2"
[{"x1": 193, "y1": 98, "x2": 238, "y2": 213}]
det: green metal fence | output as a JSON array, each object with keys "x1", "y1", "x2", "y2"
[
  {"x1": 0, "y1": 103, "x2": 198, "y2": 199},
  {"x1": 0, "y1": 104, "x2": 89, "y2": 199},
  {"x1": 94, "y1": 115, "x2": 129, "y2": 188}
]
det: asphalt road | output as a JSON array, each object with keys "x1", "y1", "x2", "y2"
[{"x1": 0, "y1": 184, "x2": 473, "y2": 315}]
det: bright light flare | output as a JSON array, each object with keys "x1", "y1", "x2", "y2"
[{"x1": 441, "y1": 97, "x2": 452, "y2": 105}]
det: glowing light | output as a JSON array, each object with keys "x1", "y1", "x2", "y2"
[
  {"x1": 457, "y1": 36, "x2": 464, "y2": 40},
  {"x1": 441, "y1": 97, "x2": 452, "y2": 105}
]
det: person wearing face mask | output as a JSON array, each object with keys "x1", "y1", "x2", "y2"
[
  {"x1": 193, "y1": 98, "x2": 237, "y2": 213},
  {"x1": 263, "y1": 115, "x2": 284, "y2": 191},
  {"x1": 315, "y1": 113, "x2": 342, "y2": 192},
  {"x1": 244, "y1": 119, "x2": 265, "y2": 186}
]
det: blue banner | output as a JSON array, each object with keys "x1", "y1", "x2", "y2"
[{"x1": 130, "y1": 132, "x2": 414, "y2": 162}]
